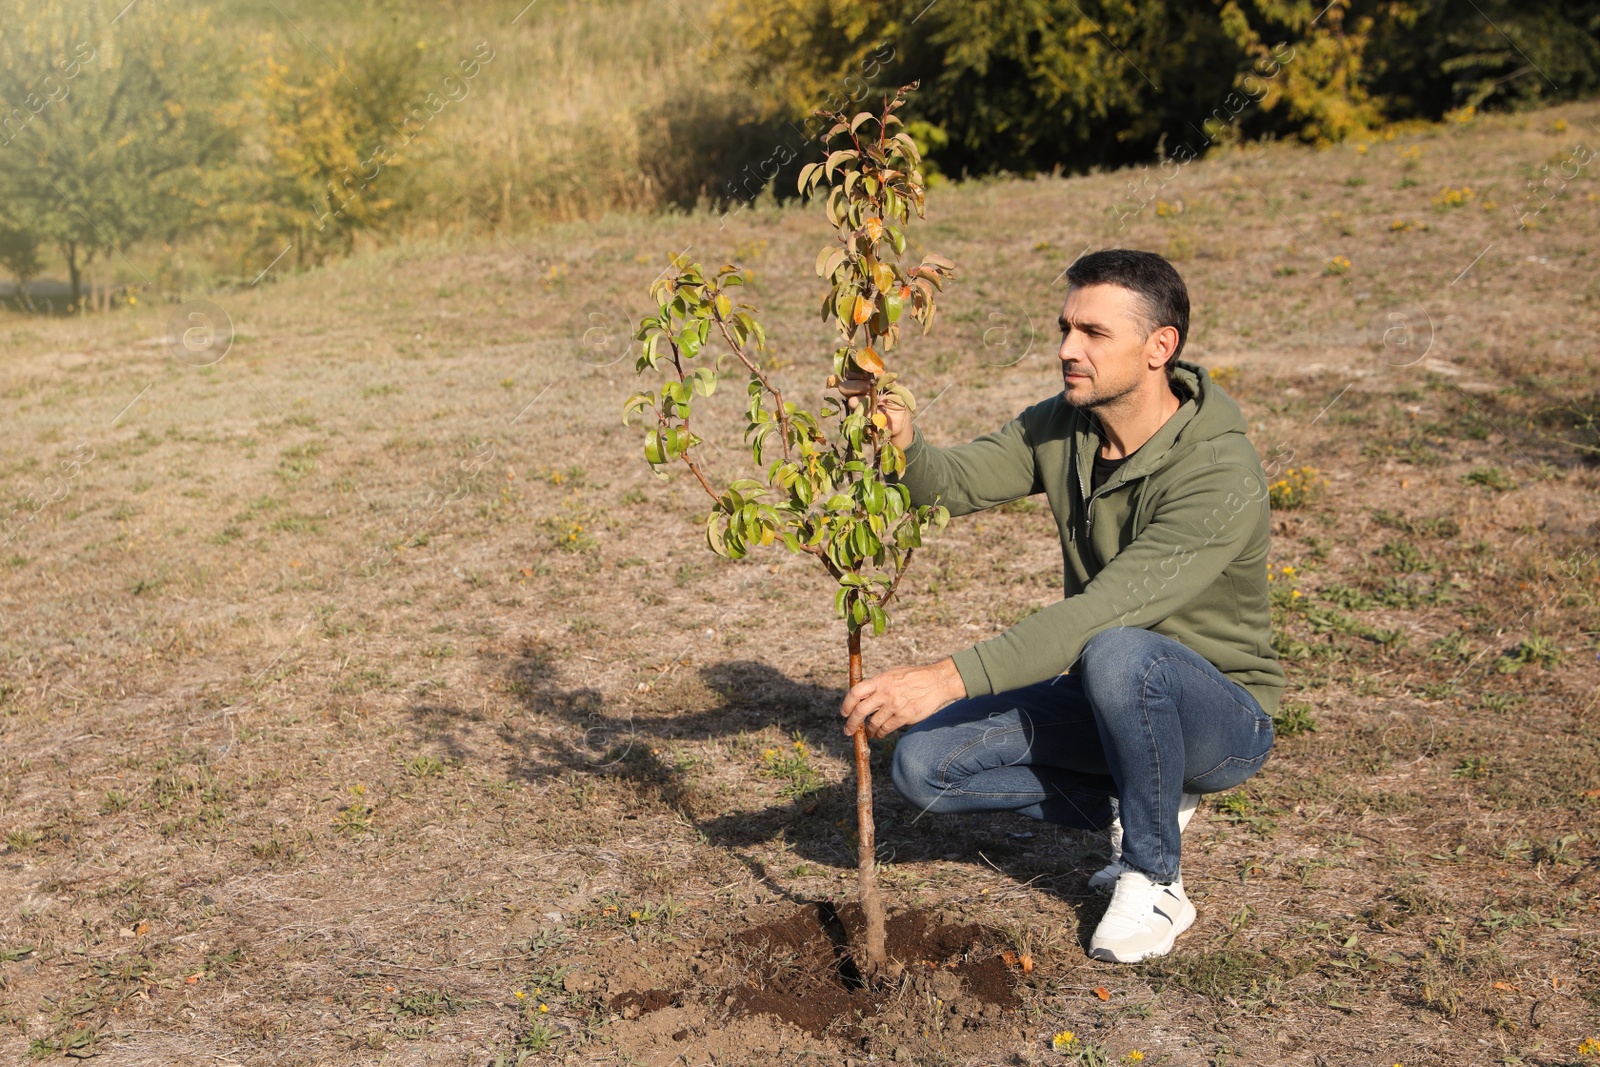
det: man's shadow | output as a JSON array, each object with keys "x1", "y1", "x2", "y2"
[{"x1": 478, "y1": 641, "x2": 1112, "y2": 939}]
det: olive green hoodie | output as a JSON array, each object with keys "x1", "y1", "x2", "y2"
[{"x1": 896, "y1": 358, "x2": 1286, "y2": 717}]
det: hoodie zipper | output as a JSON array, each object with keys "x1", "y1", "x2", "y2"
[{"x1": 1078, "y1": 460, "x2": 1096, "y2": 541}]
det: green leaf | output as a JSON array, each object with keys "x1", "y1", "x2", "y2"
[
  {"x1": 884, "y1": 292, "x2": 904, "y2": 324},
  {"x1": 644, "y1": 429, "x2": 665, "y2": 465},
  {"x1": 825, "y1": 149, "x2": 858, "y2": 180},
  {"x1": 622, "y1": 392, "x2": 654, "y2": 425},
  {"x1": 665, "y1": 426, "x2": 689, "y2": 458},
  {"x1": 863, "y1": 477, "x2": 885, "y2": 515}
]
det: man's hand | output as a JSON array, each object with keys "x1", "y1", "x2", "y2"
[
  {"x1": 841, "y1": 657, "x2": 966, "y2": 740},
  {"x1": 837, "y1": 378, "x2": 915, "y2": 451}
]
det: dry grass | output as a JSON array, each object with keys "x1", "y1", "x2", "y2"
[{"x1": 1, "y1": 102, "x2": 1599, "y2": 1065}]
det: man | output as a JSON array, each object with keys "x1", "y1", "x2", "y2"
[{"x1": 838, "y1": 249, "x2": 1285, "y2": 963}]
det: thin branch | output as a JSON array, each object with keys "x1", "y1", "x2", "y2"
[
  {"x1": 878, "y1": 547, "x2": 916, "y2": 609},
  {"x1": 662, "y1": 337, "x2": 720, "y2": 504},
  {"x1": 710, "y1": 312, "x2": 793, "y2": 462},
  {"x1": 802, "y1": 540, "x2": 845, "y2": 582}
]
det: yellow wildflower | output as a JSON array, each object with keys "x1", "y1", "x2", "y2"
[
  {"x1": 539, "y1": 1003, "x2": 550, "y2": 1014},
  {"x1": 514, "y1": 990, "x2": 527, "y2": 1000},
  {"x1": 1127, "y1": 1053, "x2": 1145, "y2": 1064},
  {"x1": 1052, "y1": 1031, "x2": 1077, "y2": 1051},
  {"x1": 1579, "y1": 1037, "x2": 1600, "y2": 1057}
]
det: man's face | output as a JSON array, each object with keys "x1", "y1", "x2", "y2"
[{"x1": 1056, "y1": 283, "x2": 1163, "y2": 409}]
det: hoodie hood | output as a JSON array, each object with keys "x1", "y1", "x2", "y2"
[{"x1": 1077, "y1": 358, "x2": 1251, "y2": 492}]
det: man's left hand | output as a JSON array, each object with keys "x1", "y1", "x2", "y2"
[{"x1": 840, "y1": 657, "x2": 967, "y2": 740}]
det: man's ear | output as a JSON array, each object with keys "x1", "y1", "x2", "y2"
[{"x1": 1145, "y1": 324, "x2": 1180, "y2": 371}]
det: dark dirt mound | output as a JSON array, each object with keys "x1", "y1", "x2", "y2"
[
  {"x1": 606, "y1": 900, "x2": 1021, "y2": 1047},
  {"x1": 609, "y1": 988, "x2": 676, "y2": 1018}
]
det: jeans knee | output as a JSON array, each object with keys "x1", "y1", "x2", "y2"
[
  {"x1": 1084, "y1": 625, "x2": 1162, "y2": 659},
  {"x1": 890, "y1": 728, "x2": 946, "y2": 810},
  {"x1": 1081, "y1": 627, "x2": 1166, "y2": 699}
]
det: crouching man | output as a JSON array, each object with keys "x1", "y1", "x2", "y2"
[{"x1": 838, "y1": 249, "x2": 1286, "y2": 963}]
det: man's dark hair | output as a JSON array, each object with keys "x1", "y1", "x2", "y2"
[{"x1": 1064, "y1": 249, "x2": 1190, "y2": 378}]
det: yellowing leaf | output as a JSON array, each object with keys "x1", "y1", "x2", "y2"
[{"x1": 853, "y1": 347, "x2": 885, "y2": 376}]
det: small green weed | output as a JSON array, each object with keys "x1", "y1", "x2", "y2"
[
  {"x1": 1463, "y1": 466, "x2": 1515, "y2": 492},
  {"x1": 1495, "y1": 634, "x2": 1565, "y2": 673},
  {"x1": 1272, "y1": 701, "x2": 1317, "y2": 737},
  {"x1": 759, "y1": 736, "x2": 823, "y2": 800}
]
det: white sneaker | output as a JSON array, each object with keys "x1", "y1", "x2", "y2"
[
  {"x1": 1088, "y1": 792, "x2": 1201, "y2": 894},
  {"x1": 1088, "y1": 869, "x2": 1196, "y2": 963}
]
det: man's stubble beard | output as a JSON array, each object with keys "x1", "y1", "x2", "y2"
[{"x1": 1061, "y1": 370, "x2": 1141, "y2": 414}]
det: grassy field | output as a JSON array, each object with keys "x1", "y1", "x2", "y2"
[{"x1": 1, "y1": 99, "x2": 1599, "y2": 1066}]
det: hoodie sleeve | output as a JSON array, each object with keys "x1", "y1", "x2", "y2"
[
  {"x1": 949, "y1": 460, "x2": 1267, "y2": 697},
  {"x1": 893, "y1": 408, "x2": 1044, "y2": 517}
]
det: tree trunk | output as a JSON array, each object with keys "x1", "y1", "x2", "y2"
[
  {"x1": 64, "y1": 240, "x2": 81, "y2": 312},
  {"x1": 849, "y1": 627, "x2": 888, "y2": 976}
]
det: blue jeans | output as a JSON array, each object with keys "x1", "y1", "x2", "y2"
[{"x1": 891, "y1": 627, "x2": 1274, "y2": 882}]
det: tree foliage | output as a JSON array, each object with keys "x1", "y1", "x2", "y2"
[
  {"x1": 0, "y1": 0, "x2": 236, "y2": 305},
  {"x1": 239, "y1": 21, "x2": 437, "y2": 268},
  {"x1": 626, "y1": 85, "x2": 954, "y2": 640},
  {"x1": 716, "y1": 0, "x2": 1600, "y2": 177}
]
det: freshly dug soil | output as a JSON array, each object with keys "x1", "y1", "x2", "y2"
[
  {"x1": 726, "y1": 901, "x2": 1019, "y2": 1039},
  {"x1": 598, "y1": 899, "x2": 1023, "y2": 1057}
]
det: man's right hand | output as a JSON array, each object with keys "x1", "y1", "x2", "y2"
[{"x1": 837, "y1": 377, "x2": 915, "y2": 451}]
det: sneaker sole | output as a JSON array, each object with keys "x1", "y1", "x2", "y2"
[{"x1": 1087, "y1": 900, "x2": 1196, "y2": 964}]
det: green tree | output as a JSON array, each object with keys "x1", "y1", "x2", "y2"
[
  {"x1": 241, "y1": 18, "x2": 439, "y2": 269},
  {"x1": 625, "y1": 85, "x2": 955, "y2": 975},
  {"x1": 0, "y1": 0, "x2": 236, "y2": 308}
]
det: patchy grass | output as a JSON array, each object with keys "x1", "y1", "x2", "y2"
[{"x1": 1, "y1": 102, "x2": 1599, "y2": 1064}]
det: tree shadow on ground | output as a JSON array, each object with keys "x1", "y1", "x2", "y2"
[{"x1": 493, "y1": 642, "x2": 1111, "y2": 935}]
